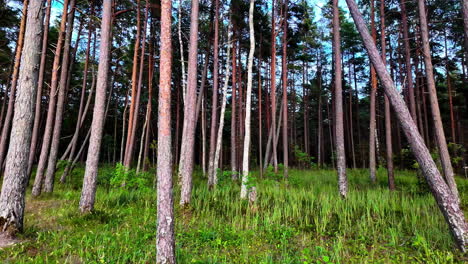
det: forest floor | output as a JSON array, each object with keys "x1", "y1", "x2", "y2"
[{"x1": 0, "y1": 166, "x2": 467, "y2": 263}]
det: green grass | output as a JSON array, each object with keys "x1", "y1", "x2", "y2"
[{"x1": 0, "y1": 166, "x2": 467, "y2": 263}]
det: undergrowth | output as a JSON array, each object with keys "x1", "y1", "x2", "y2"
[{"x1": 0, "y1": 165, "x2": 467, "y2": 263}]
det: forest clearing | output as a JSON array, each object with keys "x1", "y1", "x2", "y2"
[{"x1": 0, "y1": 0, "x2": 467, "y2": 263}]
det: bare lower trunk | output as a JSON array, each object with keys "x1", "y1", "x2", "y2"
[
  {"x1": 380, "y1": 0, "x2": 395, "y2": 190},
  {"x1": 0, "y1": 0, "x2": 42, "y2": 234},
  {"x1": 333, "y1": 0, "x2": 347, "y2": 198},
  {"x1": 281, "y1": 0, "x2": 289, "y2": 179},
  {"x1": 346, "y1": 0, "x2": 468, "y2": 251},
  {"x1": 156, "y1": 1, "x2": 175, "y2": 261},
  {"x1": 270, "y1": 1, "x2": 278, "y2": 173},
  {"x1": 369, "y1": 0, "x2": 377, "y2": 184},
  {"x1": 43, "y1": 0, "x2": 77, "y2": 193},
  {"x1": 418, "y1": 0, "x2": 459, "y2": 204},
  {"x1": 32, "y1": 0, "x2": 70, "y2": 197},
  {"x1": 179, "y1": 0, "x2": 200, "y2": 206},
  {"x1": 208, "y1": 0, "x2": 220, "y2": 187},
  {"x1": 79, "y1": 0, "x2": 113, "y2": 213},
  {"x1": 210, "y1": 28, "x2": 232, "y2": 186},
  {"x1": 27, "y1": 0, "x2": 51, "y2": 178},
  {"x1": 0, "y1": 1, "x2": 28, "y2": 171},
  {"x1": 230, "y1": 40, "x2": 237, "y2": 179},
  {"x1": 241, "y1": 0, "x2": 255, "y2": 199}
]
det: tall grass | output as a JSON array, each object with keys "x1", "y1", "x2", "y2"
[{"x1": 0, "y1": 166, "x2": 466, "y2": 263}]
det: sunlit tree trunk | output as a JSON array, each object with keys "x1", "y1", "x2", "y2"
[
  {"x1": 346, "y1": 0, "x2": 468, "y2": 251},
  {"x1": 43, "y1": 0, "x2": 77, "y2": 193},
  {"x1": 124, "y1": 0, "x2": 141, "y2": 168},
  {"x1": 156, "y1": 1, "x2": 175, "y2": 262},
  {"x1": 179, "y1": 0, "x2": 200, "y2": 206},
  {"x1": 0, "y1": 0, "x2": 43, "y2": 235},
  {"x1": 32, "y1": 0, "x2": 70, "y2": 197},
  {"x1": 79, "y1": 0, "x2": 113, "y2": 213},
  {"x1": 241, "y1": 0, "x2": 255, "y2": 199},
  {"x1": 231, "y1": 37, "x2": 238, "y2": 179}
]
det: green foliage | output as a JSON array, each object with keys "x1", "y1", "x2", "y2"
[
  {"x1": 1, "y1": 167, "x2": 467, "y2": 263},
  {"x1": 292, "y1": 145, "x2": 316, "y2": 169},
  {"x1": 109, "y1": 163, "x2": 151, "y2": 190}
]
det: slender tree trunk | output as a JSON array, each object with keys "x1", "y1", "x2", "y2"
[
  {"x1": 400, "y1": 0, "x2": 417, "y2": 122},
  {"x1": 143, "y1": 20, "x2": 155, "y2": 171},
  {"x1": 462, "y1": 0, "x2": 468, "y2": 64},
  {"x1": 0, "y1": 0, "x2": 28, "y2": 171},
  {"x1": 156, "y1": 1, "x2": 175, "y2": 261},
  {"x1": 271, "y1": 1, "x2": 278, "y2": 173},
  {"x1": 333, "y1": 0, "x2": 348, "y2": 198},
  {"x1": 126, "y1": 1, "x2": 148, "y2": 168},
  {"x1": 380, "y1": 0, "x2": 395, "y2": 190},
  {"x1": 211, "y1": 27, "x2": 232, "y2": 186},
  {"x1": 59, "y1": 4, "x2": 95, "y2": 183},
  {"x1": 179, "y1": 0, "x2": 200, "y2": 206},
  {"x1": 208, "y1": 0, "x2": 220, "y2": 187},
  {"x1": 444, "y1": 31, "x2": 456, "y2": 143},
  {"x1": 258, "y1": 57, "x2": 263, "y2": 177},
  {"x1": 0, "y1": 0, "x2": 43, "y2": 235},
  {"x1": 32, "y1": 0, "x2": 70, "y2": 197},
  {"x1": 43, "y1": 0, "x2": 77, "y2": 193},
  {"x1": 179, "y1": 0, "x2": 187, "y2": 104},
  {"x1": 346, "y1": 0, "x2": 468, "y2": 251},
  {"x1": 124, "y1": 0, "x2": 141, "y2": 167},
  {"x1": 241, "y1": 0, "x2": 255, "y2": 199},
  {"x1": 281, "y1": 0, "x2": 289, "y2": 178},
  {"x1": 230, "y1": 38, "x2": 238, "y2": 179},
  {"x1": 79, "y1": 0, "x2": 113, "y2": 213},
  {"x1": 317, "y1": 65, "x2": 323, "y2": 168},
  {"x1": 369, "y1": 0, "x2": 377, "y2": 184},
  {"x1": 418, "y1": 0, "x2": 460, "y2": 203},
  {"x1": 27, "y1": 0, "x2": 51, "y2": 178}
]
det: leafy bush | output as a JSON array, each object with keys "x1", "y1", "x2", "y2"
[{"x1": 109, "y1": 163, "x2": 151, "y2": 190}]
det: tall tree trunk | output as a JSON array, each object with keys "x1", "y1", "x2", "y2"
[
  {"x1": 59, "y1": 4, "x2": 96, "y2": 183},
  {"x1": 156, "y1": 1, "x2": 176, "y2": 261},
  {"x1": 79, "y1": 0, "x2": 113, "y2": 213},
  {"x1": 43, "y1": 0, "x2": 77, "y2": 193},
  {"x1": 125, "y1": 1, "x2": 148, "y2": 167},
  {"x1": 32, "y1": 0, "x2": 70, "y2": 197},
  {"x1": 317, "y1": 65, "x2": 323, "y2": 168},
  {"x1": 333, "y1": 0, "x2": 348, "y2": 198},
  {"x1": 211, "y1": 26, "x2": 232, "y2": 186},
  {"x1": 124, "y1": 0, "x2": 141, "y2": 167},
  {"x1": 230, "y1": 38, "x2": 237, "y2": 179},
  {"x1": 400, "y1": 0, "x2": 417, "y2": 122},
  {"x1": 0, "y1": 0, "x2": 43, "y2": 235},
  {"x1": 462, "y1": 0, "x2": 468, "y2": 64},
  {"x1": 0, "y1": 0, "x2": 28, "y2": 171},
  {"x1": 369, "y1": 0, "x2": 377, "y2": 184},
  {"x1": 179, "y1": 0, "x2": 187, "y2": 104},
  {"x1": 208, "y1": 0, "x2": 220, "y2": 187},
  {"x1": 281, "y1": 0, "x2": 289, "y2": 178},
  {"x1": 418, "y1": 0, "x2": 460, "y2": 204},
  {"x1": 179, "y1": 0, "x2": 200, "y2": 206},
  {"x1": 271, "y1": 1, "x2": 278, "y2": 173},
  {"x1": 444, "y1": 30, "x2": 456, "y2": 143},
  {"x1": 241, "y1": 0, "x2": 255, "y2": 199},
  {"x1": 346, "y1": 0, "x2": 468, "y2": 251},
  {"x1": 27, "y1": 0, "x2": 51, "y2": 178},
  {"x1": 380, "y1": 0, "x2": 395, "y2": 190},
  {"x1": 143, "y1": 19, "x2": 156, "y2": 171},
  {"x1": 258, "y1": 57, "x2": 263, "y2": 177}
]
